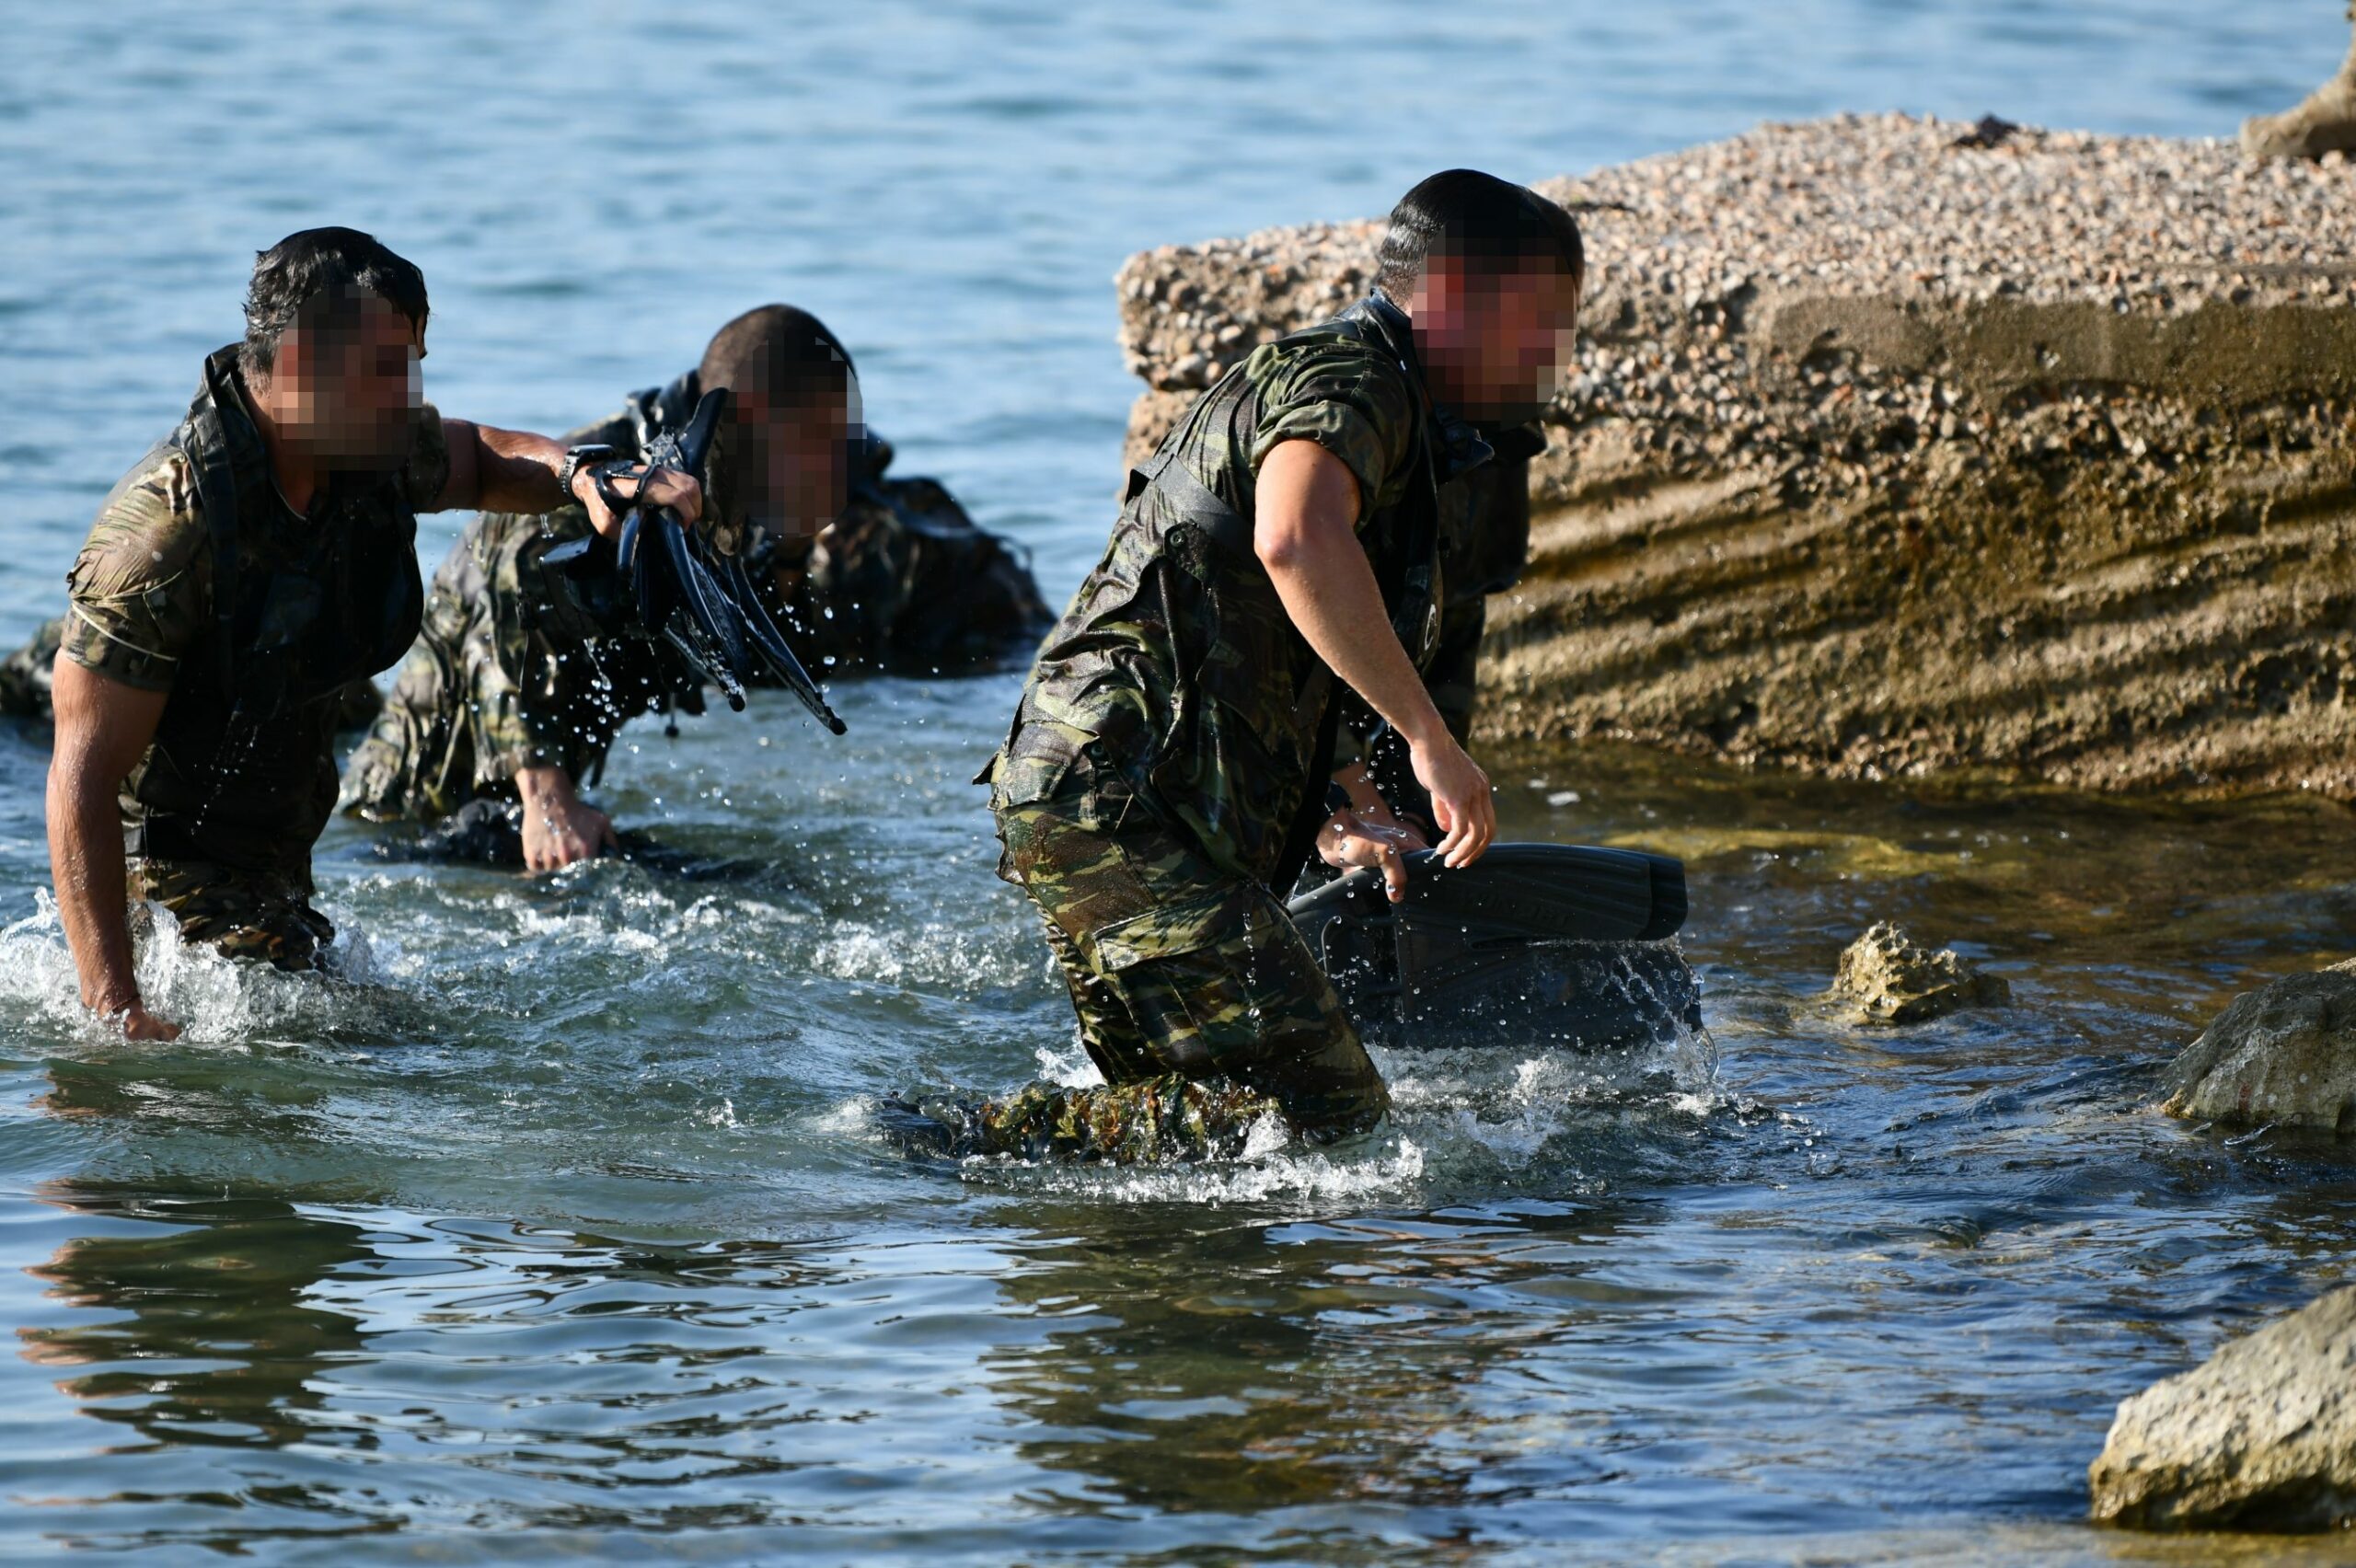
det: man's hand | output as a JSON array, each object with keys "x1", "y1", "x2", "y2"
[
  {"x1": 515, "y1": 766, "x2": 618, "y2": 871},
  {"x1": 572, "y1": 462, "x2": 704, "y2": 543},
  {"x1": 1319, "y1": 809, "x2": 1428, "y2": 903},
  {"x1": 1407, "y1": 729, "x2": 1494, "y2": 869}
]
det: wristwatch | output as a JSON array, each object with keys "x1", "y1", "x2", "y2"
[
  {"x1": 557, "y1": 444, "x2": 618, "y2": 502},
  {"x1": 1324, "y1": 780, "x2": 1354, "y2": 816}
]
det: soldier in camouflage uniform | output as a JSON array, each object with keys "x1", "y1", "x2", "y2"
[
  {"x1": 897, "y1": 172, "x2": 1586, "y2": 1163},
  {"x1": 338, "y1": 305, "x2": 1049, "y2": 870},
  {"x1": 47, "y1": 228, "x2": 702, "y2": 1040}
]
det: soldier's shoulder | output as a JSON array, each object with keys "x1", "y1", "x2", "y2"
[{"x1": 73, "y1": 444, "x2": 211, "y2": 595}]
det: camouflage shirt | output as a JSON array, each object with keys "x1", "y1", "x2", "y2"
[
  {"x1": 988, "y1": 293, "x2": 1484, "y2": 887},
  {"x1": 64, "y1": 347, "x2": 447, "y2": 876}
]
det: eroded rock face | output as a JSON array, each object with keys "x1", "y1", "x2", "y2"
[
  {"x1": 1827, "y1": 921, "x2": 2008, "y2": 1025},
  {"x1": 1114, "y1": 114, "x2": 2356, "y2": 798},
  {"x1": 2090, "y1": 1286, "x2": 2356, "y2": 1533},
  {"x1": 2159, "y1": 961, "x2": 2356, "y2": 1135}
]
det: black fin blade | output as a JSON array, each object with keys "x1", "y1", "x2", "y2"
[{"x1": 722, "y1": 552, "x2": 847, "y2": 735}]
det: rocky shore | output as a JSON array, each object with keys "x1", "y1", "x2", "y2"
[
  {"x1": 1114, "y1": 115, "x2": 2356, "y2": 796},
  {"x1": 2090, "y1": 1286, "x2": 2356, "y2": 1532}
]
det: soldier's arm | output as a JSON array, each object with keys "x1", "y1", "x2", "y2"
[
  {"x1": 1254, "y1": 439, "x2": 1495, "y2": 870},
  {"x1": 433, "y1": 421, "x2": 702, "y2": 538},
  {"x1": 46, "y1": 661, "x2": 176, "y2": 1039}
]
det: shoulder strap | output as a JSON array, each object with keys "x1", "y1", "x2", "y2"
[{"x1": 174, "y1": 401, "x2": 243, "y2": 704}]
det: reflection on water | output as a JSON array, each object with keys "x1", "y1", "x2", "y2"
[
  {"x1": 5, "y1": 0, "x2": 2356, "y2": 1561},
  {"x1": 22, "y1": 1184, "x2": 369, "y2": 1455}
]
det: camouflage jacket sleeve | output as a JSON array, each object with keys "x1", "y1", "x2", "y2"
[
  {"x1": 1243, "y1": 339, "x2": 1422, "y2": 526},
  {"x1": 466, "y1": 408, "x2": 648, "y2": 779},
  {"x1": 59, "y1": 448, "x2": 212, "y2": 692}
]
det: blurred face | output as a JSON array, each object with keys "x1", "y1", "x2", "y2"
[
  {"x1": 730, "y1": 369, "x2": 863, "y2": 546},
  {"x1": 262, "y1": 292, "x2": 422, "y2": 469},
  {"x1": 1406, "y1": 251, "x2": 1581, "y2": 426}
]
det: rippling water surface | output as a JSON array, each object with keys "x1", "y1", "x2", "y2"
[{"x1": 2, "y1": 3, "x2": 2353, "y2": 1562}]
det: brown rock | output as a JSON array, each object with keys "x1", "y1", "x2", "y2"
[
  {"x1": 2090, "y1": 1286, "x2": 2356, "y2": 1532},
  {"x1": 1828, "y1": 921, "x2": 2009, "y2": 1025},
  {"x1": 2158, "y1": 961, "x2": 2356, "y2": 1135}
]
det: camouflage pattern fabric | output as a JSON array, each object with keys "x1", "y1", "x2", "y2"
[
  {"x1": 967, "y1": 746, "x2": 1390, "y2": 1153},
  {"x1": 780, "y1": 439, "x2": 1052, "y2": 676},
  {"x1": 339, "y1": 487, "x2": 677, "y2": 823},
  {"x1": 126, "y1": 858, "x2": 334, "y2": 972},
  {"x1": 894, "y1": 1073, "x2": 1286, "y2": 1164}
]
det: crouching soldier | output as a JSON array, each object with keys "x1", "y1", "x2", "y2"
[
  {"x1": 47, "y1": 228, "x2": 703, "y2": 1039},
  {"x1": 338, "y1": 304, "x2": 1048, "y2": 870},
  {"x1": 901, "y1": 170, "x2": 1587, "y2": 1162}
]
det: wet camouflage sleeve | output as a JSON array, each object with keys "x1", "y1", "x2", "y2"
[
  {"x1": 59, "y1": 449, "x2": 213, "y2": 692},
  {"x1": 1244, "y1": 340, "x2": 1423, "y2": 525}
]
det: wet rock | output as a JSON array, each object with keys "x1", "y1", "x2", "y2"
[
  {"x1": 2089, "y1": 1286, "x2": 2356, "y2": 1532},
  {"x1": 1114, "y1": 114, "x2": 2356, "y2": 800},
  {"x1": 2158, "y1": 961, "x2": 2356, "y2": 1135},
  {"x1": 1828, "y1": 921, "x2": 2008, "y2": 1025}
]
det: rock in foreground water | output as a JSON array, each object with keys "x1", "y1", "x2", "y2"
[
  {"x1": 1115, "y1": 114, "x2": 2356, "y2": 798},
  {"x1": 2090, "y1": 1286, "x2": 2356, "y2": 1532},
  {"x1": 2160, "y1": 961, "x2": 2356, "y2": 1135},
  {"x1": 1828, "y1": 921, "x2": 2008, "y2": 1025}
]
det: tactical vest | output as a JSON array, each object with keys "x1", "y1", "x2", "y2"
[{"x1": 126, "y1": 350, "x2": 427, "y2": 873}]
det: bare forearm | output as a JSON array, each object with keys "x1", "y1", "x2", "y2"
[
  {"x1": 46, "y1": 766, "x2": 137, "y2": 1013},
  {"x1": 1263, "y1": 521, "x2": 1449, "y2": 748},
  {"x1": 445, "y1": 422, "x2": 569, "y2": 515}
]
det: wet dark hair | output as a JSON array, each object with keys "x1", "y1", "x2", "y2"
[
  {"x1": 699, "y1": 304, "x2": 858, "y2": 413},
  {"x1": 1373, "y1": 169, "x2": 1585, "y2": 302},
  {"x1": 238, "y1": 226, "x2": 429, "y2": 381}
]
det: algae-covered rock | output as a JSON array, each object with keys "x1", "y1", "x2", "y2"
[
  {"x1": 2090, "y1": 1286, "x2": 2356, "y2": 1533},
  {"x1": 1828, "y1": 921, "x2": 2009, "y2": 1025},
  {"x1": 2159, "y1": 961, "x2": 2356, "y2": 1135}
]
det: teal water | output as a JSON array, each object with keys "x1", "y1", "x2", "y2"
[{"x1": 1, "y1": 3, "x2": 2353, "y2": 1562}]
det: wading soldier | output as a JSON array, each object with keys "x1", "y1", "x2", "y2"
[
  {"x1": 924, "y1": 170, "x2": 1586, "y2": 1161},
  {"x1": 338, "y1": 304, "x2": 1049, "y2": 870},
  {"x1": 47, "y1": 228, "x2": 701, "y2": 1040}
]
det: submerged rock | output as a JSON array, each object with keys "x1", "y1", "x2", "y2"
[
  {"x1": 2089, "y1": 1286, "x2": 2356, "y2": 1533},
  {"x1": 1828, "y1": 921, "x2": 2008, "y2": 1025},
  {"x1": 1115, "y1": 114, "x2": 2356, "y2": 798},
  {"x1": 2159, "y1": 961, "x2": 2356, "y2": 1135}
]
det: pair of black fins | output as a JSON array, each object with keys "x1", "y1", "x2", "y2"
[
  {"x1": 541, "y1": 387, "x2": 847, "y2": 735},
  {"x1": 1287, "y1": 843, "x2": 1703, "y2": 1051}
]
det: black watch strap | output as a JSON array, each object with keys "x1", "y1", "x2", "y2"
[
  {"x1": 1323, "y1": 780, "x2": 1354, "y2": 816},
  {"x1": 557, "y1": 444, "x2": 618, "y2": 502}
]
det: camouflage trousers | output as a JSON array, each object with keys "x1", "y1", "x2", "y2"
[
  {"x1": 127, "y1": 859, "x2": 334, "y2": 972},
  {"x1": 961, "y1": 786, "x2": 1388, "y2": 1160}
]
